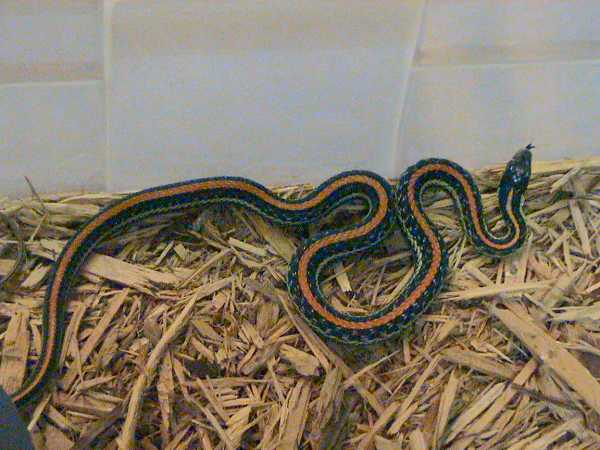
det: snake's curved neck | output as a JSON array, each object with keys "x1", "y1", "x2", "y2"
[{"x1": 407, "y1": 159, "x2": 527, "y2": 257}]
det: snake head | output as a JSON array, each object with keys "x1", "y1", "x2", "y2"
[{"x1": 501, "y1": 144, "x2": 533, "y2": 197}]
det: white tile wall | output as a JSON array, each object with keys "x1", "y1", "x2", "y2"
[
  {"x1": 107, "y1": 0, "x2": 423, "y2": 190},
  {"x1": 0, "y1": 82, "x2": 105, "y2": 198},
  {"x1": 0, "y1": 1, "x2": 101, "y2": 83},
  {"x1": 398, "y1": 62, "x2": 600, "y2": 171},
  {"x1": 417, "y1": 0, "x2": 600, "y2": 62},
  {"x1": 0, "y1": 1, "x2": 598, "y2": 198}
]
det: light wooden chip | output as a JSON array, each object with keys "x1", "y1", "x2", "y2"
[
  {"x1": 278, "y1": 379, "x2": 311, "y2": 449},
  {"x1": 0, "y1": 310, "x2": 30, "y2": 394},
  {"x1": 334, "y1": 261, "x2": 353, "y2": 292},
  {"x1": 441, "y1": 281, "x2": 550, "y2": 301},
  {"x1": 441, "y1": 347, "x2": 518, "y2": 381},
  {"x1": 61, "y1": 289, "x2": 129, "y2": 390},
  {"x1": 569, "y1": 199, "x2": 592, "y2": 256},
  {"x1": 432, "y1": 370, "x2": 460, "y2": 448},
  {"x1": 388, "y1": 355, "x2": 441, "y2": 435},
  {"x1": 0, "y1": 259, "x2": 18, "y2": 276},
  {"x1": 280, "y1": 344, "x2": 321, "y2": 376},
  {"x1": 228, "y1": 237, "x2": 267, "y2": 257},
  {"x1": 118, "y1": 291, "x2": 200, "y2": 450},
  {"x1": 157, "y1": 352, "x2": 175, "y2": 446},
  {"x1": 492, "y1": 304, "x2": 600, "y2": 415},
  {"x1": 408, "y1": 428, "x2": 427, "y2": 450},
  {"x1": 247, "y1": 214, "x2": 296, "y2": 262},
  {"x1": 44, "y1": 424, "x2": 74, "y2": 450},
  {"x1": 449, "y1": 359, "x2": 538, "y2": 447},
  {"x1": 374, "y1": 436, "x2": 403, "y2": 450},
  {"x1": 358, "y1": 401, "x2": 402, "y2": 450},
  {"x1": 522, "y1": 417, "x2": 584, "y2": 450},
  {"x1": 20, "y1": 265, "x2": 50, "y2": 289}
]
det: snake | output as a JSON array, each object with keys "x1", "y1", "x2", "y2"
[{"x1": 9, "y1": 146, "x2": 532, "y2": 408}]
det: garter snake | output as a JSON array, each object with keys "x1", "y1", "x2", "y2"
[{"x1": 9, "y1": 146, "x2": 532, "y2": 408}]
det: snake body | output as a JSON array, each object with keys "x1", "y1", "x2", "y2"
[{"x1": 10, "y1": 147, "x2": 532, "y2": 407}]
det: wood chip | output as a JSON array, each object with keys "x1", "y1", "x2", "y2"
[
  {"x1": 492, "y1": 304, "x2": 600, "y2": 415},
  {"x1": 280, "y1": 344, "x2": 321, "y2": 376},
  {"x1": 118, "y1": 290, "x2": 201, "y2": 449},
  {"x1": 441, "y1": 347, "x2": 518, "y2": 381},
  {"x1": 432, "y1": 370, "x2": 460, "y2": 448},
  {"x1": 278, "y1": 379, "x2": 311, "y2": 449},
  {"x1": 0, "y1": 311, "x2": 30, "y2": 394},
  {"x1": 0, "y1": 154, "x2": 598, "y2": 448}
]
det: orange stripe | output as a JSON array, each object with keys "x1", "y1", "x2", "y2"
[
  {"x1": 439, "y1": 165, "x2": 520, "y2": 250},
  {"x1": 17, "y1": 161, "x2": 521, "y2": 399},
  {"x1": 16, "y1": 175, "x2": 378, "y2": 400},
  {"x1": 297, "y1": 165, "x2": 439, "y2": 330},
  {"x1": 296, "y1": 162, "x2": 520, "y2": 332}
]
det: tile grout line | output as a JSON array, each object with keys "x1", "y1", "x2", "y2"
[
  {"x1": 102, "y1": 1, "x2": 114, "y2": 193},
  {"x1": 390, "y1": 0, "x2": 429, "y2": 176}
]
